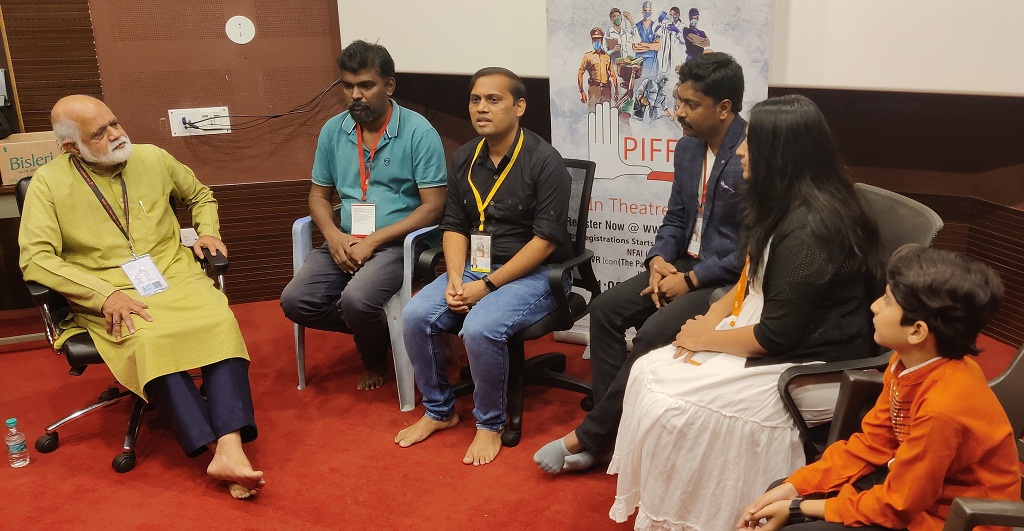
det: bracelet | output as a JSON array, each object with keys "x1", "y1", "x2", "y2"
[
  {"x1": 482, "y1": 275, "x2": 498, "y2": 292},
  {"x1": 683, "y1": 271, "x2": 697, "y2": 291}
]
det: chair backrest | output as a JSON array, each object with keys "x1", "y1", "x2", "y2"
[
  {"x1": 855, "y1": 182, "x2": 944, "y2": 261},
  {"x1": 987, "y1": 344, "x2": 1024, "y2": 465},
  {"x1": 563, "y1": 159, "x2": 597, "y2": 258},
  {"x1": 15, "y1": 176, "x2": 32, "y2": 214}
]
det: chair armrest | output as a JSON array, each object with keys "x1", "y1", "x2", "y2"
[
  {"x1": 942, "y1": 498, "x2": 1024, "y2": 530},
  {"x1": 291, "y1": 215, "x2": 315, "y2": 274},
  {"x1": 194, "y1": 246, "x2": 229, "y2": 275},
  {"x1": 401, "y1": 225, "x2": 439, "y2": 299},
  {"x1": 292, "y1": 205, "x2": 342, "y2": 274},
  {"x1": 778, "y1": 352, "x2": 891, "y2": 459},
  {"x1": 826, "y1": 370, "x2": 885, "y2": 444},
  {"x1": 25, "y1": 281, "x2": 69, "y2": 310},
  {"x1": 545, "y1": 249, "x2": 598, "y2": 323},
  {"x1": 417, "y1": 245, "x2": 445, "y2": 281}
]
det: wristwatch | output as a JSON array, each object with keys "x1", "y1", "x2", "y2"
[
  {"x1": 788, "y1": 498, "x2": 805, "y2": 525},
  {"x1": 481, "y1": 275, "x2": 498, "y2": 292}
]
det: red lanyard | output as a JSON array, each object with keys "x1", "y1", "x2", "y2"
[
  {"x1": 72, "y1": 156, "x2": 135, "y2": 256},
  {"x1": 355, "y1": 104, "x2": 393, "y2": 201}
]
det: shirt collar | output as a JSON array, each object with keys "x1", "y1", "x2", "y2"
[{"x1": 476, "y1": 128, "x2": 524, "y2": 170}]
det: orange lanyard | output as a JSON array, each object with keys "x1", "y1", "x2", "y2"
[
  {"x1": 355, "y1": 104, "x2": 393, "y2": 201},
  {"x1": 467, "y1": 129, "x2": 524, "y2": 232},
  {"x1": 697, "y1": 150, "x2": 711, "y2": 213},
  {"x1": 729, "y1": 255, "x2": 750, "y2": 327}
]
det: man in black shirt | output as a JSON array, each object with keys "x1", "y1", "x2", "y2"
[{"x1": 395, "y1": 68, "x2": 572, "y2": 466}]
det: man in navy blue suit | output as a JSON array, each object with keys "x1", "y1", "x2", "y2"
[{"x1": 535, "y1": 52, "x2": 747, "y2": 473}]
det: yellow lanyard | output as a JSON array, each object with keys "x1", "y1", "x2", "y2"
[
  {"x1": 729, "y1": 255, "x2": 750, "y2": 327},
  {"x1": 467, "y1": 129, "x2": 524, "y2": 232}
]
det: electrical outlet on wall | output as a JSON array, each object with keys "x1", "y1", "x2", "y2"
[{"x1": 167, "y1": 106, "x2": 231, "y2": 137}]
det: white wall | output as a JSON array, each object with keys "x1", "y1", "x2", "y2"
[
  {"x1": 770, "y1": 0, "x2": 1024, "y2": 96},
  {"x1": 339, "y1": 0, "x2": 1024, "y2": 95}
]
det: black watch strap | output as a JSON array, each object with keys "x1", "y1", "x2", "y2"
[
  {"x1": 482, "y1": 275, "x2": 498, "y2": 292},
  {"x1": 789, "y1": 497, "x2": 805, "y2": 525},
  {"x1": 683, "y1": 271, "x2": 697, "y2": 291}
]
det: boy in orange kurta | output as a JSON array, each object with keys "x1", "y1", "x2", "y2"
[{"x1": 737, "y1": 246, "x2": 1021, "y2": 531}]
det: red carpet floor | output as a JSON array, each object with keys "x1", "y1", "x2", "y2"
[
  {"x1": 0, "y1": 300, "x2": 1016, "y2": 529},
  {"x1": 0, "y1": 300, "x2": 621, "y2": 530}
]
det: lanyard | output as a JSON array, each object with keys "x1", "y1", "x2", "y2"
[
  {"x1": 728, "y1": 255, "x2": 750, "y2": 327},
  {"x1": 467, "y1": 128, "x2": 524, "y2": 232},
  {"x1": 697, "y1": 150, "x2": 711, "y2": 213},
  {"x1": 71, "y1": 156, "x2": 135, "y2": 258},
  {"x1": 355, "y1": 104, "x2": 394, "y2": 201}
]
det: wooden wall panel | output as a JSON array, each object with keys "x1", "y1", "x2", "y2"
[{"x1": 0, "y1": 0, "x2": 102, "y2": 132}]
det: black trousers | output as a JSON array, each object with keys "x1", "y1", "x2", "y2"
[
  {"x1": 575, "y1": 258, "x2": 718, "y2": 454},
  {"x1": 144, "y1": 357, "x2": 258, "y2": 458}
]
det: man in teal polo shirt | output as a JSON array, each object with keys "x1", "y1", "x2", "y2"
[{"x1": 281, "y1": 41, "x2": 447, "y2": 390}]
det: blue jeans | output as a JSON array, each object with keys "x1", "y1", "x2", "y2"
[{"x1": 403, "y1": 262, "x2": 565, "y2": 431}]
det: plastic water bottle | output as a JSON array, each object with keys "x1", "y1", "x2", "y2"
[{"x1": 5, "y1": 418, "x2": 29, "y2": 468}]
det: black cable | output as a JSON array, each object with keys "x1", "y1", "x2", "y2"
[{"x1": 183, "y1": 76, "x2": 345, "y2": 131}]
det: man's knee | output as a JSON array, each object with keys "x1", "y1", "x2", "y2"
[
  {"x1": 460, "y1": 315, "x2": 505, "y2": 345},
  {"x1": 279, "y1": 279, "x2": 309, "y2": 321}
]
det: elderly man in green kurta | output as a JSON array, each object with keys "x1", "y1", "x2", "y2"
[{"x1": 19, "y1": 95, "x2": 264, "y2": 500}]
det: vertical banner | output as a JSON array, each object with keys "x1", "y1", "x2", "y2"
[{"x1": 548, "y1": 1, "x2": 771, "y2": 344}]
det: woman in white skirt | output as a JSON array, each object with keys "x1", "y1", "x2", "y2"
[{"x1": 609, "y1": 94, "x2": 883, "y2": 530}]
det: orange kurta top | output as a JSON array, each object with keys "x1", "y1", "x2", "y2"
[{"x1": 787, "y1": 353, "x2": 1021, "y2": 531}]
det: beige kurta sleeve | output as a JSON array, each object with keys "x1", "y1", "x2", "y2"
[
  {"x1": 18, "y1": 172, "x2": 118, "y2": 312},
  {"x1": 163, "y1": 149, "x2": 220, "y2": 239}
]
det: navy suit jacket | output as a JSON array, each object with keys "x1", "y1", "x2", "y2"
[{"x1": 646, "y1": 115, "x2": 746, "y2": 288}]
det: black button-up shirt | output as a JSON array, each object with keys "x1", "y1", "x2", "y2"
[{"x1": 441, "y1": 128, "x2": 572, "y2": 264}]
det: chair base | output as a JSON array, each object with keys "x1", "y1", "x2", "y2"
[
  {"x1": 35, "y1": 384, "x2": 149, "y2": 473},
  {"x1": 453, "y1": 351, "x2": 593, "y2": 448}
]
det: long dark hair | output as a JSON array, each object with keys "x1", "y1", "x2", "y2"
[{"x1": 741, "y1": 94, "x2": 881, "y2": 281}]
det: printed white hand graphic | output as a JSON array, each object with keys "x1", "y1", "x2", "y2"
[{"x1": 588, "y1": 101, "x2": 653, "y2": 179}]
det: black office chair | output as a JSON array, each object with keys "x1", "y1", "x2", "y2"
[
  {"x1": 778, "y1": 183, "x2": 945, "y2": 462},
  {"x1": 420, "y1": 158, "x2": 600, "y2": 447},
  {"x1": 15, "y1": 176, "x2": 228, "y2": 472},
  {"x1": 827, "y1": 344, "x2": 1024, "y2": 531}
]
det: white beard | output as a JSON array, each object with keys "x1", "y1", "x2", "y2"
[{"x1": 78, "y1": 135, "x2": 133, "y2": 166}]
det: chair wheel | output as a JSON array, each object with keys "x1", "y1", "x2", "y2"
[
  {"x1": 35, "y1": 432, "x2": 59, "y2": 453},
  {"x1": 112, "y1": 451, "x2": 136, "y2": 473},
  {"x1": 98, "y1": 388, "x2": 119, "y2": 402},
  {"x1": 581, "y1": 395, "x2": 594, "y2": 411},
  {"x1": 501, "y1": 430, "x2": 521, "y2": 447}
]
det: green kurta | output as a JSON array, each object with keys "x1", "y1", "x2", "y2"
[{"x1": 18, "y1": 145, "x2": 249, "y2": 399}]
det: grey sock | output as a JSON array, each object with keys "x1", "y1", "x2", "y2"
[
  {"x1": 534, "y1": 439, "x2": 572, "y2": 474},
  {"x1": 562, "y1": 450, "x2": 599, "y2": 471}
]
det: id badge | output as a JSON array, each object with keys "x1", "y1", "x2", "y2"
[
  {"x1": 120, "y1": 254, "x2": 169, "y2": 297},
  {"x1": 350, "y1": 203, "x2": 376, "y2": 238},
  {"x1": 687, "y1": 214, "x2": 704, "y2": 257},
  {"x1": 470, "y1": 232, "x2": 492, "y2": 273}
]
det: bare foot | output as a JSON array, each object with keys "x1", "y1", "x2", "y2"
[
  {"x1": 228, "y1": 483, "x2": 258, "y2": 499},
  {"x1": 395, "y1": 414, "x2": 459, "y2": 448},
  {"x1": 357, "y1": 369, "x2": 385, "y2": 390},
  {"x1": 207, "y1": 448, "x2": 265, "y2": 494},
  {"x1": 463, "y1": 429, "x2": 502, "y2": 466}
]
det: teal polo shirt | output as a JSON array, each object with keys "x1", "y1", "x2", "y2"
[{"x1": 312, "y1": 101, "x2": 446, "y2": 234}]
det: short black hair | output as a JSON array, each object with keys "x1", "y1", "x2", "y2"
[
  {"x1": 337, "y1": 40, "x2": 395, "y2": 79},
  {"x1": 677, "y1": 51, "x2": 744, "y2": 113},
  {"x1": 469, "y1": 67, "x2": 526, "y2": 101},
  {"x1": 610, "y1": 7, "x2": 621, "y2": 17},
  {"x1": 887, "y1": 245, "x2": 1004, "y2": 359}
]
